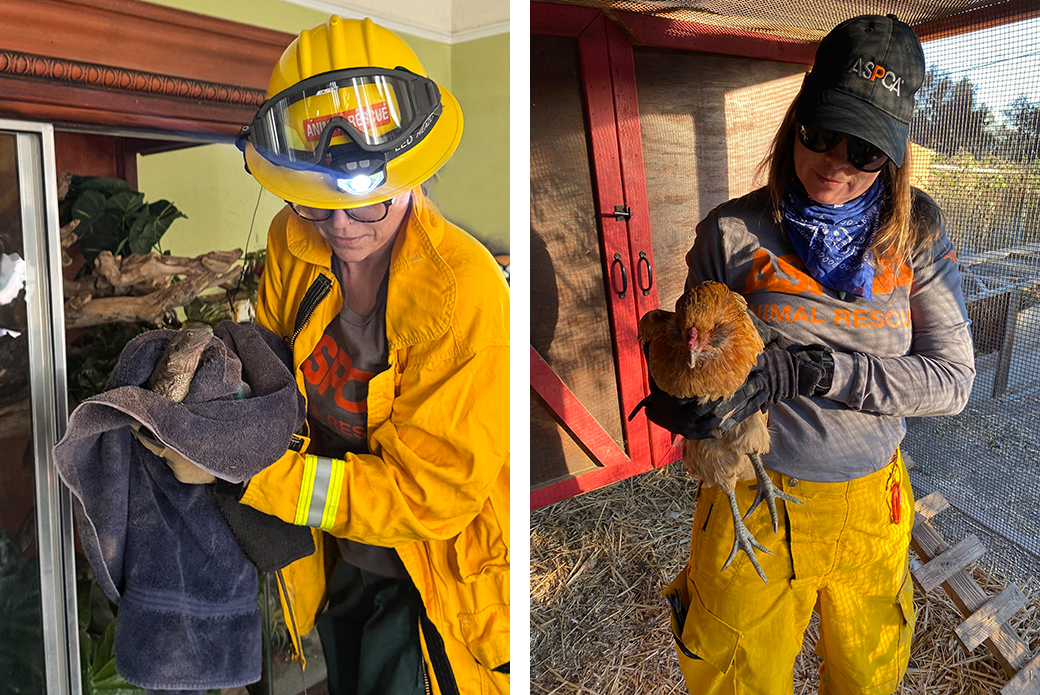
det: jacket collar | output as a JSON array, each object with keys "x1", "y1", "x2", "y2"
[{"x1": 284, "y1": 189, "x2": 456, "y2": 351}]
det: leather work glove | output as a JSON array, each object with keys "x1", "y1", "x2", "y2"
[
  {"x1": 633, "y1": 373, "x2": 727, "y2": 441},
  {"x1": 713, "y1": 346, "x2": 834, "y2": 433}
]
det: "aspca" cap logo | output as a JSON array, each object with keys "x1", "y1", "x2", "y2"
[{"x1": 847, "y1": 58, "x2": 904, "y2": 96}]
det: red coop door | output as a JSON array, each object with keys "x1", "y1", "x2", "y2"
[{"x1": 530, "y1": 4, "x2": 674, "y2": 510}]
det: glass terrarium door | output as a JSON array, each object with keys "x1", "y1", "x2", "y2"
[{"x1": 0, "y1": 119, "x2": 80, "y2": 695}]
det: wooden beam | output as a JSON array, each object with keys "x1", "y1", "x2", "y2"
[
  {"x1": 530, "y1": 1, "x2": 599, "y2": 37},
  {"x1": 0, "y1": 0, "x2": 289, "y2": 88},
  {"x1": 913, "y1": 479, "x2": 1040, "y2": 561},
  {"x1": 530, "y1": 346, "x2": 631, "y2": 470},
  {"x1": 577, "y1": 13, "x2": 653, "y2": 471},
  {"x1": 916, "y1": 0, "x2": 1040, "y2": 43},
  {"x1": 915, "y1": 490, "x2": 950, "y2": 522},
  {"x1": 1003, "y1": 654, "x2": 1040, "y2": 695},
  {"x1": 956, "y1": 584, "x2": 1029, "y2": 653},
  {"x1": 614, "y1": 10, "x2": 816, "y2": 64},
  {"x1": 911, "y1": 519, "x2": 1031, "y2": 676},
  {"x1": 912, "y1": 534, "x2": 987, "y2": 594},
  {"x1": 0, "y1": 0, "x2": 288, "y2": 134}
]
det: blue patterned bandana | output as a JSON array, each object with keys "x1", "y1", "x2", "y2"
[{"x1": 781, "y1": 177, "x2": 884, "y2": 301}]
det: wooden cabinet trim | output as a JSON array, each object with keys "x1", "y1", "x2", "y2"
[{"x1": 0, "y1": 0, "x2": 294, "y2": 136}]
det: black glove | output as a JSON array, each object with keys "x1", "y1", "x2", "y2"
[
  {"x1": 629, "y1": 373, "x2": 727, "y2": 440},
  {"x1": 713, "y1": 346, "x2": 834, "y2": 433}
]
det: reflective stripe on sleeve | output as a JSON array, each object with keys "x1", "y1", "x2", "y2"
[{"x1": 293, "y1": 454, "x2": 345, "y2": 530}]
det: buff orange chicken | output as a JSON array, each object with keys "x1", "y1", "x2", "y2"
[{"x1": 637, "y1": 281, "x2": 801, "y2": 582}]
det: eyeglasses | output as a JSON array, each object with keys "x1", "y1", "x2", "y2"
[
  {"x1": 796, "y1": 124, "x2": 890, "y2": 173},
  {"x1": 287, "y1": 199, "x2": 393, "y2": 223}
]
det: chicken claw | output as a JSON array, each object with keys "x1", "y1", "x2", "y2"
[
  {"x1": 744, "y1": 452, "x2": 803, "y2": 533},
  {"x1": 721, "y1": 489, "x2": 771, "y2": 582}
]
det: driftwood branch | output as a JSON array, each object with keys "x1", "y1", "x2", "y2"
[
  {"x1": 59, "y1": 219, "x2": 80, "y2": 267},
  {"x1": 63, "y1": 248, "x2": 244, "y2": 328}
]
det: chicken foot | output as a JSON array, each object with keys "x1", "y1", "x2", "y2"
[
  {"x1": 744, "y1": 452, "x2": 803, "y2": 533},
  {"x1": 721, "y1": 489, "x2": 771, "y2": 582}
]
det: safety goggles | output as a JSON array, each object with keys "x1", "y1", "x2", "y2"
[
  {"x1": 796, "y1": 124, "x2": 889, "y2": 173},
  {"x1": 242, "y1": 67, "x2": 442, "y2": 177}
]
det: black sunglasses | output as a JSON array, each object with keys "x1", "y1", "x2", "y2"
[{"x1": 796, "y1": 124, "x2": 890, "y2": 173}]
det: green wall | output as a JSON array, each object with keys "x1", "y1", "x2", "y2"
[
  {"x1": 432, "y1": 33, "x2": 510, "y2": 255},
  {"x1": 138, "y1": 0, "x2": 507, "y2": 259}
]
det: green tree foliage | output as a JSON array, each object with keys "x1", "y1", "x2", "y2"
[
  {"x1": 998, "y1": 95, "x2": 1040, "y2": 162},
  {"x1": 911, "y1": 66, "x2": 995, "y2": 158},
  {"x1": 927, "y1": 152, "x2": 1040, "y2": 256},
  {"x1": 909, "y1": 68, "x2": 1040, "y2": 258}
]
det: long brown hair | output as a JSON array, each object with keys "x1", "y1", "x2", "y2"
[{"x1": 759, "y1": 100, "x2": 939, "y2": 269}]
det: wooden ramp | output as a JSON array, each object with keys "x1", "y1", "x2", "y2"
[{"x1": 911, "y1": 489, "x2": 1040, "y2": 695}]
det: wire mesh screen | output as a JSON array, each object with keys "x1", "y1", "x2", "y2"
[
  {"x1": 544, "y1": 0, "x2": 1024, "y2": 43},
  {"x1": 902, "y1": 11, "x2": 1040, "y2": 587}
]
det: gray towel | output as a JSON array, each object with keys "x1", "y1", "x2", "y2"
[{"x1": 54, "y1": 321, "x2": 305, "y2": 691}]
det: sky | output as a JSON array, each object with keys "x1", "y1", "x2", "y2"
[{"x1": 922, "y1": 16, "x2": 1040, "y2": 123}]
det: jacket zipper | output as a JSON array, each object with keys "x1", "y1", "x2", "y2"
[
  {"x1": 276, "y1": 569, "x2": 305, "y2": 663},
  {"x1": 290, "y1": 273, "x2": 333, "y2": 351},
  {"x1": 421, "y1": 650, "x2": 432, "y2": 695},
  {"x1": 419, "y1": 607, "x2": 460, "y2": 695}
]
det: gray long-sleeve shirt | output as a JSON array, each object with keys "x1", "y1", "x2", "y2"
[{"x1": 685, "y1": 187, "x2": 975, "y2": 482}]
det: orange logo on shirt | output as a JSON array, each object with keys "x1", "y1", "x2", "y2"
[
  {"x1": 743, "y1": 249, "x2": 912, "y2": 298},
  {"x1": 302, "y1": 334, "x2": 375, "y2": 413},
  {"x1": 742, "y1": 249, "x2": 914, "y2": 331}
]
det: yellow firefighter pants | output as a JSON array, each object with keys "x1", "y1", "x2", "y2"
[{"x1": 666, "y1": 450, "x2": 917, "y2": 695}]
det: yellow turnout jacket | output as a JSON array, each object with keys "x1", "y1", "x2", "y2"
[{"x1": 241, "y1": 190, "x2": 510, "y2": 694}]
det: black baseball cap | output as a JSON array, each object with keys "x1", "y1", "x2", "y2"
[{"x1": 796, "y1": 14, "x2": 925, "y2": 167}]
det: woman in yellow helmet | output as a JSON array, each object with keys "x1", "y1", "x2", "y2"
[{"x1": 235, "y1": 16, "x2": 509, "y2": 695}]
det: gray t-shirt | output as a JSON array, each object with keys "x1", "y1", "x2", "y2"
[
  {"x1": 302, "y1": 258, "x2": 407, "y2": 579},
  {"x1": 303, "y1": 258, "x2": 389, "y2": 456},
  {"x1": 685, "y1": 187, "x2": 975, "y2": 482}
]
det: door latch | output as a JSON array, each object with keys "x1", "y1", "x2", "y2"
[{"x1": 613, "y1": 205, "x2": 632, "y2": 222}]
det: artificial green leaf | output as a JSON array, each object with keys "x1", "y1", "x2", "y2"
[
  {"x1": 80, "y1": 628, "x2": 95, "y2": 695},
  {"x1": 92, "y1": 619, "x2": 115, "y2": 667},
  {"x1": 128, "y1": 203, "x2": 186, "y2": 254},
  {"x1": 105, "y1": 191, "x2": 146, "y2": 214},
  {"x1": 77, "y1": 576, "x2": 93, "y2": 631},
  {"x1": 126, "y1": 214, "x2": 151, "y2": 255},
  {"x1": 90, "y1": 659, "x2": 145, "y2": 695},
  {"x1": 147, "y1": 199, "x2": 185, "y2": 218},
  {"x1": 72, "y1": 190, "x2": 109, "y2": 224},
  {"x1": 128, "y1": 220, "x2": 160, "y2": 255}
]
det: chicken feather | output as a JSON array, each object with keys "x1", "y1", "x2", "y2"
[{"x1": 638, "y1": 281, "x2": 801, "y2": 582}]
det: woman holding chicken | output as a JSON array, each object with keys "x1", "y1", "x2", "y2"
[{"x1": 645, "y1": 15, "x2": 975, "y2": 695}]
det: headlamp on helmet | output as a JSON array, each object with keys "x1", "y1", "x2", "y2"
[{"x1": 240, "y1": 66, "x2": 442, "y2": 196}]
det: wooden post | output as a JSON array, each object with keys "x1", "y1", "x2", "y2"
[{"x1": 993, "y1": 285, "x2": 1021, "y2": 399}]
